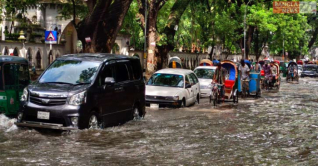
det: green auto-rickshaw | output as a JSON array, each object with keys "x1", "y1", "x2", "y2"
[{"x1": 0, "y1": 56, "x2": 30, "y2": 116}]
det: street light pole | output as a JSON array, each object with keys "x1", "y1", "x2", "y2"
[
  {"x1": 283, "y1": 33, "x2": 285, "y2": 61},
  {"x1": 143, "y1": 0, "x2": 148, "y2": 73},
  {"x1": 244, "y1": 0, "x2": 253, "y2": 60}
]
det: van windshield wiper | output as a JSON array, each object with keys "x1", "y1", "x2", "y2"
[
  {"x1": 41, "y1": 82, "x2": 74, "y2": 85},
  {"x1": 73, "y1": 82, "x2": 91, "y2": 86}
]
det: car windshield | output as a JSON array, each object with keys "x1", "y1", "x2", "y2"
[
  {"x1": 194, "y1": 68, "x2": 215, "y2": 79},
  {"x1": 147, "y1": 73, "x2": 184, "y2": 88},
  {"x1": 303, "y1": 66, "x2": 317, "y2": 71},
  {"x1": 39, "y1": 60, "x2": 101, "y2": 85}
]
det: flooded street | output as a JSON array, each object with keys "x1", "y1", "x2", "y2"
[{"x1": 1, "y1": 78, "x2": 318, "y2": 165}]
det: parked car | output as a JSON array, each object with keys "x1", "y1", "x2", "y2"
[
  {"x1": 146, "y1": 68, "x2": 200, "y2": 108},
  {"x1": 301, "y1": 64, "x2": 318, "y2": 77},
  {"x1": 193, "y1": 66, "x2": 216, "y2": 97},
  {"x1": 16, "y1": 53, "x2": 145, "y2": 130}
]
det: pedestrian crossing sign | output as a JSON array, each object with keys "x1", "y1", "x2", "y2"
[{"x1": 45, "y1": 31, "x2": 58, "y2": 44}]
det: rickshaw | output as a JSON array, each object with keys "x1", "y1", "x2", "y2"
[
  {"x1": 168, "y1": 56, "x2": 182, "y2": 68},
  {"x1": 0, "y1": 56, "x2": 30, "y2": 116},
  {"x1": 263, "y1": 61, "x2": 281, "y2": 90},
  {"x1": 199, "y1": 59, "x2": 213, "y2": 66},
  {"x1": 237, "y1": 60, "x2": 261, "y2": 98},
  {"x1": 286, "y1": 61, "x2": 299, "y2": 82},
  {"x1": 210, "y1": 60, "x2": 239, "y2": 106}
]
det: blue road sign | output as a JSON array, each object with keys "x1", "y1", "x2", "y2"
[{"x1": 45, "y1": 31, "x2": 58, "y2": 44}]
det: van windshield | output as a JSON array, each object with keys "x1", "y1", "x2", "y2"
[
  {"x1": 39, "y1": 60, "x2": 101, "y2": 85},
  {"x1": 147, "y1": 73, "x2": 184, "y2": 88}
]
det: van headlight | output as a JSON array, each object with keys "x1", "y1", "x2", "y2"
[
  {"x1": 69, "y1": 91, "x2": 87, "y2": 106},
  {"x1": 21, "y1": 88, "x2": 28, "y2": 101}
]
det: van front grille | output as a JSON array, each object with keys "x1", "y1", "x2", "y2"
[{"x1": 30, "y1": 95, "x2": 67, "y2": 106}]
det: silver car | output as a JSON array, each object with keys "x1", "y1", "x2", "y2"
[{"x1": 194, "y1": 66, "x2": 217, "y2": 97}]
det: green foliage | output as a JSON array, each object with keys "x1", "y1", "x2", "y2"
[
  {"x1": 120, "y1": 0, "x2": 144, "y2": 50},
  {"x1": 57, "y1": 0, "x2": 89, "y2": 20}
]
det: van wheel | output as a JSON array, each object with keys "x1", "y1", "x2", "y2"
[
  {"x1": 133, "y1": 105, "x2": 141, "y2": 120},
  {"x1": 88, "y1": 112, "x2": 100, "y2": 129}
]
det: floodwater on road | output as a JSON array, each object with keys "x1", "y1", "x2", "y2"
[{"x1": 0, "y1": 78, "x2": 318, "y2": 165}]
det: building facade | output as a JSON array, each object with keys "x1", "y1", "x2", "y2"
[{"x1": 0, "y1": 0, "x2": 130, "y2": 70}]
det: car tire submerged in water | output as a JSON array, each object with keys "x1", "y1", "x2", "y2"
[
  {"x1": 196, "y1": 94, "x2": 200, "y2": 104},
  {"x1": 179, "y1": 98, "x2": 186, "y2": 108},
  {"x1": 87, "y1": 112, "x2": 100, "y2": 129},
  {"x1": 132, "y1": 104, "x2": 142, "y2": 120}
]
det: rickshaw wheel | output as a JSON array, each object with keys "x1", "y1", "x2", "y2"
[{"x1": 213, "y1": 94, "x2": 218, "y2": 106}]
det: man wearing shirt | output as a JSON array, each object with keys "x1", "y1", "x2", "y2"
[
  {"x1": 239, "y1": 59, "x2": 250, "y2": 96},
  {"x1": 270, "y1": 62, "x2": 277, "y2": 85}
]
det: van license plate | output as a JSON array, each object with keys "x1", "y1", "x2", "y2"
[
  {"x1": 37, "y1": 111, "x2": 50, "y2": 120},
  {"x1": 150, "y1": 104, "x2": 159, "y2": 109}
]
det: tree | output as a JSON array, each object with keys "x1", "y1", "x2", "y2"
[
  {"x1": 137, "y1": 0, "x2": 168, "y2": 73},
  {"x1": 59, "y1": 0, "x2": 133, "y2": 53},
  {"x1": 156, "y1": 0, "x2": 192, "y2": 69},
  {"x1": 78, "y1": 0, "x2": 133, "y2": 53}
]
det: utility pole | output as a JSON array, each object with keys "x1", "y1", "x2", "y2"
[
  {"x1": 143, "y1": 0, "x2": 148, "y2": 73},
  {"x1": 283, "y1": 33, "x2": 285, "y2": 61},
  {"x1": 244, "y1": 0, "x2": 253, "y2": 60}
]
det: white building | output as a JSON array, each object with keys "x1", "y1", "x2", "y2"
[{"x1": 0, "y1": 0, "x2": 130, "y2": 69}]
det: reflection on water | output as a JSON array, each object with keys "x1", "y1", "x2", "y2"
[{"x1": 0, "y1": 78, "x2": 318, "y2": 165}]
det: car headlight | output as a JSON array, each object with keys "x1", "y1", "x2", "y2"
[
  {"x1": 21, "y1": 88, "x2": 28, "y2": 101},
  {"x1": 69, "y1": 91, "x2": 87, "y2": 106},
  {"x1": 173, "y1": 96, "x2": 179, "y2": 101}
]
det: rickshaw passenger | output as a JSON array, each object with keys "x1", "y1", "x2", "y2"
[
  {"x1": 288, "y1": 64, "x2": 297, "y2": 80},
  {"x1": 270, "y1": 62, "x2": 277, "y2": 83},
  {"x1": 239, "y1": 59, "x2": 250, "y2": 95}
]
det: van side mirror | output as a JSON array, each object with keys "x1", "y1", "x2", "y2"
[
  {"x1": 185, "y1": 84, "x2": 192, "y2": 88},
  {"x1": 104, "y1": 77, "x2": 115, "y2": 85}
]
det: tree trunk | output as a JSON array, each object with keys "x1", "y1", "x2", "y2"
[
  {"x1": 78, "y1": 0, "x2": 132, "y2": 53},
  {"x1": 245, "y1": 26, "x2": 255, "y2": 60},
  {"x1": 308, "y1": 28, "x2": 318, "y2": 49},
  {"x1": 156, "y1": 0, "x2": 191, "y2": 70},
  {"x1": 146, "y1": 3, "x2": 160, "y2": 73},
  {"x1": 254, "y1": 27, "x2": 260, "y2": 61},
  {"x1": 137, "y1": 0, "x2": 166, "y2": 73}
]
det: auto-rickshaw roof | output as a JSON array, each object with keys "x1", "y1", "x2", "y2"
[{"x1": 0, "y1": 56, "x2": 28, "y2": 64}]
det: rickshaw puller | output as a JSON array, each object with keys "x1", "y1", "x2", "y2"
[
  {"x1": 263, "y1": 61, "x2": 271, "y2": 90},
  {"x1": 239, "y1": 59, "x2": 250, "y2": 95},
  {"x1": 212, "y1": 63, "x2": 225, "y2": 97}
]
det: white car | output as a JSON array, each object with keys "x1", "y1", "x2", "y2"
[
  {"x1": 146, "y1": 68, "x2": 200, "y2": 108},
  {"x1": 193, "y1": 66, "x2": 216, "y2": 97}
]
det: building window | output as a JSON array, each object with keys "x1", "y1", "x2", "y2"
[
  {"x1": 3, "y1": 47, "x2": 9, "y2": 55},
  {"x1": 13, "y1": 48, "x2": 19, "y2": 56},
  {"x1": 36, "y1": 50, "x2": 42, "y2": 69},
  {"x1": 48, "y1": 50, "x2": 53, "y2": 65}
]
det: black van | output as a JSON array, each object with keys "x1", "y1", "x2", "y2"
[{"x1": 16, "y1": 53, "x2": 145, "y2": 130}]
